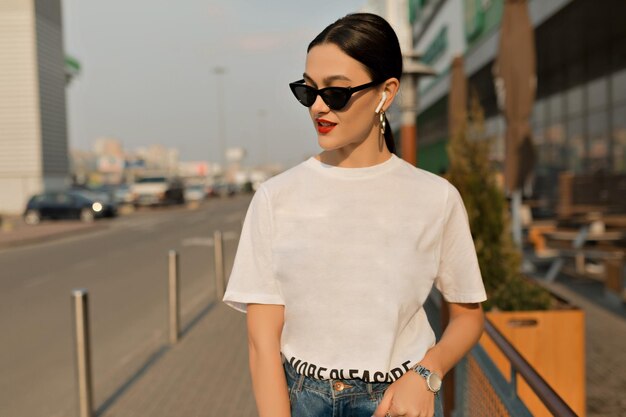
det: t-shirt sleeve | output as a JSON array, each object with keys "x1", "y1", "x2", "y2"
[
  {"x1": 222, "y1": 185, "x2": 285, "y2": 313},
  {"x1": 434, "y1": 182, "x2": 488, "y2": 303}
]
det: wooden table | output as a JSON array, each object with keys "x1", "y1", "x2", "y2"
[
  {"x1": 542, "y1": 226, "x2": 625, "y2": 281},
  {"x1": 544, "y1": 230, "x2": 626, "y2": 243}
]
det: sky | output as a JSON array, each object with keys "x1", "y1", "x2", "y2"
[{"x1": 61, "y1": 0, "x2": 368, "y2": 168}]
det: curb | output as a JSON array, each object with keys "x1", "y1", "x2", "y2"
[{"x1": 0, "y1": 223, "x2": 109, "y2": 250}]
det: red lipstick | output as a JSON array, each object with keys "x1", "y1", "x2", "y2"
[{"x1": 316, "y1": 118, "x2": 337, "y2": 134}]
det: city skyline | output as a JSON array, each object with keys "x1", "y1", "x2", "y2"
[{"x1": 62, "y1": 0, "x2": 367, "y2": 168}]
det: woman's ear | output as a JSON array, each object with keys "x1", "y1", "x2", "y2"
[{"x1": 381, "y1": 78, "x2": 400, "y2": 111}]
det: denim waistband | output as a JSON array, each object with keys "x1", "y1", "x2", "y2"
[{"x1": 283, "y1": 358, "x2": 391, "y2": 398}]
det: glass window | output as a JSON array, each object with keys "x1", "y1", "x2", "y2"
[
  {"x1": 55, "y1": 193, "x2": 70, "y2": 204},
  {"x1": 587, "y1": 110, "x2": 609, "y2": 173},
  {"x1": 42, "y1": 193, "x2": 56, "y2": 203},
  {"x1": 533, "y1": 124, "x2": 545, "y2": 146},
  {"x1": 540, "y1": 122, "x2": 567, "y2": 169},
  {"x1": 548, "y1": 93, "x2": 563, "y2": 123},
  {"x1": 532, "y1": 99, "x2": 546, "y2": 128},
  {"x1": 612, "y1": 104, "x2": 626, "y2": 173},
  {"x1": 546, "y1": 123, "x2": 566, "y2": 146},
  {"x1": 612, "y1": 68, "x2": 626, "y2": 105},
  {"x1": 566, "y1": 85, "x2": 584, "y2": 117},
  {"x1": 566, "y1": 61, "x2": 585, "y2": 89},
  {"x1": 488, "y1": 115, "x2": 505, "y2": 162},
  {"x1": 587, "y1": 77, "x2": 608, "y2": 111},
  {"x1": 567, "y1": 116, "x2": 585, "y2": 173}
]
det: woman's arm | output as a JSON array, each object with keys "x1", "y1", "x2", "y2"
[
  {"x1": 373, "y1": 302, "x2": 484, "y2": 417},
  {"x1": 417, "y1": 301, "x2": 484, "y2": 378},
  {"x1": 247, "y1": 304, "x2": 291, "y2": 417}
]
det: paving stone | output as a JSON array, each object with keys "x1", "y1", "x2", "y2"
[{"x1": 96, "y1": 275, "x2": 625, "y2": 417}]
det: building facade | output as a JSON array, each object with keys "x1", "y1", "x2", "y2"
[
  {"x1": 0, "y1": 0, "x2": 69, "y2": 214},
  {"x1": 412, "y1": 0, "x2": 626, "y2": 208}
]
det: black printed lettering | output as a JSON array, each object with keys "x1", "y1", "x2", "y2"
[
  {"x1": 349, "y1": 369, "x2": 359, "y2": 379},
  {"x1": 308, "y1": 364, "x2": 317, "y2": 378},
  {"x1": 298, "y1": 362, "x2": 308, "y2": 375},
  {"x1": 317, "y1": 367, "x2": 328, "y2": 379},
  {"x1": 373, "y1": 372, "x2": 385, "y2": 382},
  {"x1": 330, "y1": 369, "x2": 340, "y2": 379},
  {"x1": 362, "y1": 370, "x2": 371, "y2": 382},
  {"x1": 390, "y1": 367, "x2": 403, "y2": 380},
  {"x1": 401, "y1": 360, "x2": 411, "y2": 371}
]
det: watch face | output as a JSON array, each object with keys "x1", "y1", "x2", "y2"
[{"x1": 427, "y1": 373, "x2": 443, "y2": 392}]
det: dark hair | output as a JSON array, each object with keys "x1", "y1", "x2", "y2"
[{"x1": 308, "y1": 13, "x2": 402, "y2": 154}]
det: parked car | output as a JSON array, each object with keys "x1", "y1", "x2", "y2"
[
  {"x1": 23, "y1": 190, "x2": 116, "y2": 225},
  {"x1": 71, "y1": 189, "x2": 118, "y2": 217},
  {"x1": 89, "y1": 184, "x2": 134, "y2": 206},
  {"x1": 183, "y1": 184, "x2": 207, "y2": 202},
  {"x1": 130, "y1": 176, "x2": 185, "y2": 207},
  {"x1": 213, "y1": 182, "x2": 237, "y2": 198}
]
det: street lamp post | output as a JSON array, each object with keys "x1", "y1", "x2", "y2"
[
  {"x1": 400, "y1": 53, "x2": 435, "y2": 166},
  {"x1": 257, "y1": 109, "x2": 267, "y2": 167},
  {"x1": 213, "y1": 66, "x2": 227, "y2": 166}
]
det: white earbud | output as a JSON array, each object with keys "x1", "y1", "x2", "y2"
[{"x1": 375, "y1": 92, "x2": 387, "y2": 114}]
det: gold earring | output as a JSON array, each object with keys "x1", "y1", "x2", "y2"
[{"x1": 379, "y1": 111, "x2": 386, "y2": 135}]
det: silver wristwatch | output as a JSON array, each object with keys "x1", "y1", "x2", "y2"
[{"x1": 411, "y1": 364, "x2": 442, "y2": 394}]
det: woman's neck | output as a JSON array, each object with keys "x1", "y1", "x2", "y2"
[{"x1": 315, "y1": 133, "x2": 392, "y2": 168}]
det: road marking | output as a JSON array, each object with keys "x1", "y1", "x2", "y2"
[
  {"x1": 184, "y1": 214, "x2": 207, "y2": 225},
  {"x1": 22, "y1": 274, "x2": 55, "y2": 289}
]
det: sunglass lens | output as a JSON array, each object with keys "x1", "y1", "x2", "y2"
[
  {"x1": 292, "y1": 85, "x2": 317, "y2": 107},
  {"x1": 321, "y1": 88, "x2": 349, "y2": 110}
]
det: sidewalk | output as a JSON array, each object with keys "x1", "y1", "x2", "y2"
[
  {"x1": 89, "y1": 277, "x2": 624, "y2": 417},
  {"x1": 535, "y1": 275, "x2": 626, "y2": 417},
  {"x1": 0, "y1": 214, "x2": 105, "y2": 249},
  {"x1": 97, "y1": 301, "x2": 256, "y2": 417}
]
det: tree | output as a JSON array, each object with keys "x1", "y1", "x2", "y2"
[{"x1": 446, "y1": 91, "x2": 551, "y2": 311}]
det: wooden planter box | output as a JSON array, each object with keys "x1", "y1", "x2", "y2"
[{"x1": 480, "y1": 307, "x2": 585, "y2": 417}]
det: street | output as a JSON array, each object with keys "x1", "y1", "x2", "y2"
[{"x1": 0, "y1": 195, "x2": 251, "y2": 417}]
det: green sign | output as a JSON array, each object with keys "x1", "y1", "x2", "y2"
[
  {"x1": 464, "y1": 0, "x2": 485, "y2": 41},
  {"x1": 464, "y1": 0, "x2": 504, "y2": 48},
  {"x1": 409, "y1": 0, "x2": 419, "y2": 24},
  {"x1": 65, "y1": 55, "x2": 81, "y2": 74},
  {"x1": 411, "y1": 0, "x2": 435, "y2": 24},
  {"x1": 422, "y1": 26, "x2": 448, "y2": 65}
]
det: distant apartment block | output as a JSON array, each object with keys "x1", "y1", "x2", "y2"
[{"x1": 0, "y1": 0, "x2": 69, "y2": 214}]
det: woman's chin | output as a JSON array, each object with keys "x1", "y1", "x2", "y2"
[{"x1": 317, "y1": 135, "x2": 342, "y2": 151}]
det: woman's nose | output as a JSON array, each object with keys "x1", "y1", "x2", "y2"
[{"x1": 310, "y1": 94, "x2": 330, "y2": 115}]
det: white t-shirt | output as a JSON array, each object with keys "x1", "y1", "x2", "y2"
[{"x1": 222, "y1": 153, "x2": 487, "y2": 383}]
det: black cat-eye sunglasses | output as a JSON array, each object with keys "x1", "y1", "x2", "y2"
[{"x1": 288, "y1": 79, "x2": 380, "y2": 111}]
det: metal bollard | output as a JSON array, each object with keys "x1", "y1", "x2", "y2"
[
  {"x1": 72, "y1": 289, "x2": 94, "y2": 417},
  {"x1": 214, "y1": 230, "x2": 225, "y2": 300},
  {"x1": 168, "y1": 250, "x2": 180, "y2": 344}
]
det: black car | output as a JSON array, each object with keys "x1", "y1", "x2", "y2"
[{"x1": 23, "y1": 190, "x2": 117, "y2": 225}]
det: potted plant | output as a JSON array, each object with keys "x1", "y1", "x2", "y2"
[{"x1": 445, "y1": 93, "x2": 585, "y2": 417}]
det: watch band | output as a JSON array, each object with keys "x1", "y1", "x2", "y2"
[{"x1": 411, "y1": 364, "x2": 442, "y2": 394}]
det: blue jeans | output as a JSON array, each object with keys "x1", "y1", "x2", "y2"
[{"x1": 283, "y1": 359, "x2": 444, "y2": 417}]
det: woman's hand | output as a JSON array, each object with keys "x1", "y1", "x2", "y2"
[{"x1": 372, "y1": 370, "x2": 436, "y2": 417}]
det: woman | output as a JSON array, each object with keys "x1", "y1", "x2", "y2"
[{"x1": 223, "y1": 13, "x2": 486, "y2": 417}]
